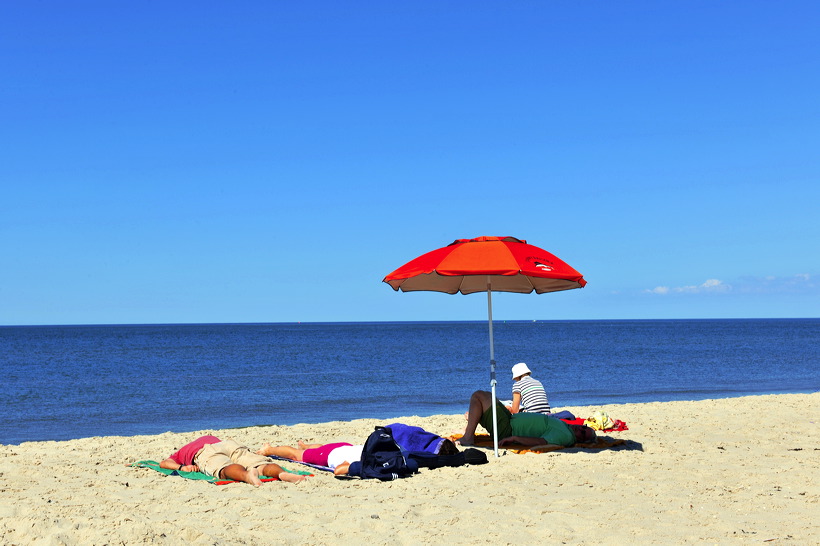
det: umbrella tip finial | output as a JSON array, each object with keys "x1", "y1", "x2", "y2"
[{"x1": 454, "y1": 236, "x2": 526, "y2": 245}]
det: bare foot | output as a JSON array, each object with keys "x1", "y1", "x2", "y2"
[
  {"x1": 247, "y1": 466, "x2": 263, "y2": 487},
  {"x1": 463, "y1": 411, "x2": 470, "y2": 421},
  {"x1": 278, "y1": 472, "x2": 307, "y2": 483},
  {"x1": 297, "y1": 439, "x2": 310, "y2": 449},
  {"x1": 255, "y1": 442, "x2": 273, "y2": 456}
]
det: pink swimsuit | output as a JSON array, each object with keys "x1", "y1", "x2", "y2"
[{"x1": 302, "y1": 442, "x2": 353, "y2": 466}]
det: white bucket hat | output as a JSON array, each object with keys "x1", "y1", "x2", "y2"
[{"x1": 511, "y1": 362, "x2": 532, "y2": 379}]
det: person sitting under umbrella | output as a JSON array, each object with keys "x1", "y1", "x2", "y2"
[
  {"x1": 459, "y1": 390, "x2": 597, "y2": 448},
  {"x1": 508, "y1": 362, "x2": 551, "y2": 415}
]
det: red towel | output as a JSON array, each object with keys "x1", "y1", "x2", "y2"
[{"x1": 560, "y1": 418, "x2": 629, "y2": 432}]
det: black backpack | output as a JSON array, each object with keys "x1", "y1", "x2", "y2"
[{"x1": 347, "y1": 426, "x2": 418, "y2": 481}]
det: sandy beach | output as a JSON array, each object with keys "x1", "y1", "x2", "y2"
[{"x1": 1, "y1": 392, "x2": 817, "y2": 545}]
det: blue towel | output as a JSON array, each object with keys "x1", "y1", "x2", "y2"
[{"x1": 387, "y1": 423, "x2": 446, "y2": 454}]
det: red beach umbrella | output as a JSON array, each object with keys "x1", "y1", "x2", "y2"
[{"x1": 383, "y1": 236, "x2": 587, "y2": 456}]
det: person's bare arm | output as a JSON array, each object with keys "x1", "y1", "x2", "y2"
[
  {"x1": 160, "y1": 458, "x2": 197, "y2": 472},
  {"x1": 510, "y1": 392, "x2": 522, "y2": 414}
]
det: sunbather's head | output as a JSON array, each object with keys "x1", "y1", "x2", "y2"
[
  {"x1": 438, "y1": 438, "x2": 459, "y2": 456},
  {"x1": 511, "y1": 362, "x2": 532, "y2": 381},
  {"x1": 569, "y1": 425, "x2": 597, "y2": 444}
]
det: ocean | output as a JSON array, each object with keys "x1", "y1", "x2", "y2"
[{"x1": 1, "y1": 319, "x2": 818, "y2": 445}]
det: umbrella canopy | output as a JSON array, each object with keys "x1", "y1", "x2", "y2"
[
  {"x1": 383, "y1": 236, "x2": 587, "y2": 456},
  {"x1": 384, "y1": 236, "x2": 586, "y2": 294}
]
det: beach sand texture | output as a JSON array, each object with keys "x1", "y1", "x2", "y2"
[{"x1": 1, "y1": 392, "x2": 817, "y2": 545}]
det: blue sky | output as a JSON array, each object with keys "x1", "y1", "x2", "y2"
[{"x1": 1, "y1": 2, "x2": 818, "y2": 325}]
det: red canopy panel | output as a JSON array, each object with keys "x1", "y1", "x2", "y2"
[{"x1": 384, "y1": 236, "x2": 586, "y2": 295}]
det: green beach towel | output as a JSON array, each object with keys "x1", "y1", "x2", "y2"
[{"x1": 129, "y1": 460, "x2": 311, "y2": 485}]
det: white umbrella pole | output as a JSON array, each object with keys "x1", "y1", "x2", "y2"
[{"x1": 487, "y1": 279, "x2": 499, "y2": 457}]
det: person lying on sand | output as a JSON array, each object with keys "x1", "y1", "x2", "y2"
[
  {"x1": 159, "y1": 435, "x2": 307, "y2": 486},
  {"x1": 256, "y1": 441, "x2": 363, "y2": 476},
  {"x1": 386, "y1": 422, "x2": 461, "y2": 455},
  {"x1": 459, "y1": 390, "x2": 597, "y2": 447}
]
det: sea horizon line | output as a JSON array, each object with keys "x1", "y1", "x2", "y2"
[{"x1": 2, "y1": 316, "x2": 819, "y2": 328}]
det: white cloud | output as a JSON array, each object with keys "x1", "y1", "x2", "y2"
[
  {"x1": 736, "y1": 273, "x2": 815, "y2": 293},
  {"x1": 675, "y1": 279, "x2": 731, "y2": 294},
  {"x1": 645, "y1": 274, "x2": 816, "y2": 296},
  {"x1": 646, "y1": 279, "x2": 731, "y2": 295}
]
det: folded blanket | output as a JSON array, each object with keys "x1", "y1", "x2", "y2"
[
  {"x1": 387, "y1": 423, "x2": 446, "y2": 454},
  {"x1": 129, "y1": 460, "x2": 312, "y2": 484},
  {"x1": 560, "y1": 418, "x2": 629, "y2": 432},
  {"x1": 450, "y1": 434, "x2": 627, "y2": 454}
]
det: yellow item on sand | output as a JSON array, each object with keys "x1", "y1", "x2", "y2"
[{"x1": 584, "y1": 410, "x2": 614, "y2": 431}]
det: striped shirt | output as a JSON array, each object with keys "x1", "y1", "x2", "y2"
[{"x1": 513, "y1": 375, "x2": 550, "y2": 414}]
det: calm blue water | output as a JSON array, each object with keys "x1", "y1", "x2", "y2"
[{"x1": 1, "y1": 319, "x2": 818, "y2": 445}]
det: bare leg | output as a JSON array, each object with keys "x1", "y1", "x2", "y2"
[
  {"x1": 219, "y1": 463, "x2": 261, "y2": 487},
  {"x1": 260, "y1": 463, "x2": 307, "y2": 483},
  {"x1": 459, "y1": 390, "x2": 493, "y2": 446},
  {"x1": 255, "y1": 443, "x2": 306, "y2": 460}
]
